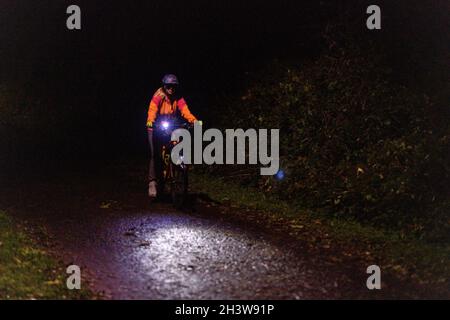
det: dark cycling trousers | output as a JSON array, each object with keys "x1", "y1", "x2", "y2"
[{"x1": 147, "y1": 130, "x2": 161, "y2": 182}]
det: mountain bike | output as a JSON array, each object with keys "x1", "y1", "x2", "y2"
[{"x1": 155, "y1": 118, "x2": 191, "y2": 208}]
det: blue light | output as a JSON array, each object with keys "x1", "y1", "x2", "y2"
[
  {"x1": 276, "y1": 170, "x2": 285, "y2": 180},
  {"x1": 162, "y1": 121, "x2": 170, "y2": 129}
]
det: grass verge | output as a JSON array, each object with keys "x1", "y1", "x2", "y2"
[{"x1": 0, "y1": 211, "x2": 92, "y2": 299}]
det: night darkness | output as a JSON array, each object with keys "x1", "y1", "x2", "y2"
[
  {"x1": 0, "y1": 0, "x2": 449, "y2": 302},
  {"x1": 0, "y1": 1, "x2": 320, "y2": 169},
  {"x1": 1, "y1": 1, "x2": 448, "y2": 163},
  {"x1": 0, "y1": 1, "x2": 364, "y2": 159}
]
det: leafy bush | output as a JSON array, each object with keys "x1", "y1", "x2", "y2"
[{"x1": 215, "y1": 43, "x2": 450, "y2": 239}]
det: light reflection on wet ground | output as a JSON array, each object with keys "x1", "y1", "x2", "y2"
[
  {"x1": 111, "y1": 212, "x2": 333, "y2": 299},
  {"x1": 0, "y1": 175, "x2": 362, "y2": 299}
]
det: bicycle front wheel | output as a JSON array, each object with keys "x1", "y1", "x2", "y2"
[{"x1": 170, "y1": 163, "x2": 188, "y2": 209}]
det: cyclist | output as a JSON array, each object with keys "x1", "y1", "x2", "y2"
[{"x1": 146, "y1": 74, "x2": 201, "y2": 198}]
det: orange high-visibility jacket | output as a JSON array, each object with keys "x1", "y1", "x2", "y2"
[{"x1": 147, "y1": 87, "x2": 197, "y2": 125}]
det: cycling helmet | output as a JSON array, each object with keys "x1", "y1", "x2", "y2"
[{"x1": 162, "y1": 74, "x2": 179, "y2": 85}]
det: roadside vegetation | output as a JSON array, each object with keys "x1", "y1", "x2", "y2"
[
  {"x1": 0, "y1": 211, "x2": 92, "y2": 299},
  {"x1": 208, "y1": 25, "x2": 450, "y2": 243},
  {"x1": 196, "y1": 17, "x2": 449, "y2": 292}
]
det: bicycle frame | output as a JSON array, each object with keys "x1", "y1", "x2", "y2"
[{"x1": 154, "y1": 118, "x2": 191, "y2": 207}]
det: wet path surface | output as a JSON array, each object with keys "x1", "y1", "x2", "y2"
[
  {"x1": 0, "y1": 166, "x2": 430, "y2": 299},
  {"x1": 60, "y1": 209, "x2": 339, "y2": 299},
  {"x1": 23, "y1": 203, "x2": 346, "y2": 299}
]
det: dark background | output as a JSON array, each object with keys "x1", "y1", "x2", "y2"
[{"x1": 0, "y1": 0, "x2": 448, "y2": 170}]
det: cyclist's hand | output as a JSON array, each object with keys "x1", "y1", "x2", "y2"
[{"x1": 146, "y1": 121, "x2": 153, "y2": 130}]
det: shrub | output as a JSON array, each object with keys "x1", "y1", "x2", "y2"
[{"x1": 215, "y1": 44, "x2": 450, "y2": 239}]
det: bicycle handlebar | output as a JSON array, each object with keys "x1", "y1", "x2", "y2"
[{"x1": 155, "y1": 119, "x2": 193, "y2": 132}]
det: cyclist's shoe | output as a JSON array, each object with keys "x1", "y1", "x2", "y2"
[{"x1": 148, "y1": 181, "x2": 157, "y2": 198}]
